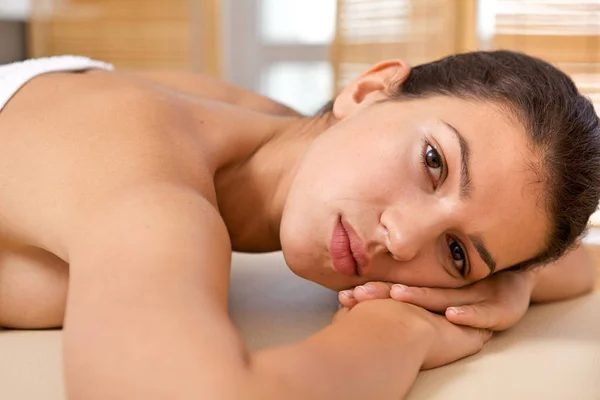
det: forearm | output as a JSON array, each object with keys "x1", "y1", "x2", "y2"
[
  {"x1": 530, "y1": 245, "x2": 597, "y2": 303},
  {"x1": 251, "y1": 300, "x2": 429, "y2": 400}
]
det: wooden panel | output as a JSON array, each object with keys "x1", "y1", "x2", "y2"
[
  {"x1": 455, "y1": 0, "x2": 477, "y2": 53},
  {"x1": 27, "y1": 0, "x2": 197, "y2": 71},
  {"x1": 198, "y1": 0, "x2": 222, "y2": 76}
]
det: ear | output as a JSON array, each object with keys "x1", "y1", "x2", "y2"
[{"x1": 333, "y1": 60, "x2": 411, "y2": 120}]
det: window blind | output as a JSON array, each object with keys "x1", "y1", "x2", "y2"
[
  {"x1": 331, "y1": 0, "x2": 476, "y2": 92},
  {"x1": 490, "y1": 0, "x2": 600, "y2": 112}
]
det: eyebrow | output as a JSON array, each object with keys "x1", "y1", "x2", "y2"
[
  {"x1": 440, "y1": 121, "x2": 472, "y2": 200},
  {"x1": 468, "y1": 234, "x2": 497, "y2": 275},
  {"x1": 440, "y1": 121, "x2": 496, "y2": 275}
]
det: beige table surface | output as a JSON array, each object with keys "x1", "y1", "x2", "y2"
[{"x1": 2, "y1": 251, "x2": 599, "y2": 399}]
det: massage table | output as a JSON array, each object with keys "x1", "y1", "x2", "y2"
[{"x1": 2, "y1": 251, "x2": 600, "y2": 399}]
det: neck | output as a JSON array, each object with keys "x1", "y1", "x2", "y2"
[{"x1": 206, "y1": 103, "x2": 335, "y2": 252}]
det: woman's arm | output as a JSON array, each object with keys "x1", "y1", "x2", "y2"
[
  {"x1": 126, "y1": 71, "x2": 303, "y2": 117},
  {"x1": 338, "y1": 245, "x2": 597, "y2": 332},
  {"x1": 64, "y1": 183, "x2": 487, "y2": 400},
  {"x1": 253, "y1": 300, "x2": 490, "y2": 399},
  {"x1": 253, "y1": 302, "x2": 429, "y2": 399},
  {"x1": 530, "y1": 245, "x2": 597, "y2": 303}
]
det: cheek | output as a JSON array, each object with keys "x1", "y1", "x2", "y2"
[{"x1": 307, "y1": 137, "x2": 417, "y2": 200}]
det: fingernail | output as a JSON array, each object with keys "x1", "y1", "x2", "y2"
[
  {"x1": 340, "y1": 290, "x2": 354, "y2": 299},
  {"x1": 447, "y1": 307, "x2": 465, "y2": 316},
  {"x1": 392, "y1": 284, "x2": 411, "y2": 294},
  {"x1": 359, "y1": 284, "x2": 376, "y2": 294}
]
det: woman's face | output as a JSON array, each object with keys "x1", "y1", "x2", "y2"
[{"x1": 280, "y1": 69, "x2": 548, "y2": 291}]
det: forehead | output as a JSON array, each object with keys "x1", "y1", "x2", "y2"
[{"x1": 390, "y1": 96, "x2": 549, "y2": 271}]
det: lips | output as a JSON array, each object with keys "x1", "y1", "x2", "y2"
[
  {"x1": 330, "y1": 217, "x2": 358, "y2": 276},
  {"x1": 330, "y1": 216, "x2": 367, "y2": 277},
  {"x1": 341, "y1": 217, "x2": 368, "y2": 274}
]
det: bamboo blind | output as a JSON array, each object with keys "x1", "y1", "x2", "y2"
[
  {"x1": 331, "y1": 0, "x2": 477, "y2": 93},
  {"x1": 27, "y1": 0, "x2": 222, "y2": 73},
  {"x1": 490, "y1": 0, "x2": 600, "y2": 113},
  {"x1": 331, "y1": 0, "x2": 599, "y2": 109},
  {"x1": 487, "y1": 1, "x2": 600, "y2": 225}
]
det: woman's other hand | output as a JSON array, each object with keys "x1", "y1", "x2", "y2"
[{"x1": 338, "y1": 271, "x2": 535, "y2": 331}]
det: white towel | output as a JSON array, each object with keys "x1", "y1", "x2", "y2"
[{"x1": 0, "y1": 55, "x2": 114, "y2": 111}]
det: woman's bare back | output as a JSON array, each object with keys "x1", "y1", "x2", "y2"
[{"x1": 0, "y1": 70, "x2": 217, "y2": 328}]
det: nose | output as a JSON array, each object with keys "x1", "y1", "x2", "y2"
[{"x1": 379, "y1": 207, "x2": 440, "y2": 262}]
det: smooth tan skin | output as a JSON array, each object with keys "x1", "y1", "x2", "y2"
[{"x1": 0, "y1": 60, "x2": 594, "y2": 399}]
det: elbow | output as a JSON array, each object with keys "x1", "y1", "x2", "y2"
[
  {"x1": 531, "y1": 245, "x2": 597, "y2": 303},
  {"x1": 575, "y1": 246, "x2": 597, "y2": 296},
  {"x1": 582, "y1": 256, "x2": 597, "y2": 294}
]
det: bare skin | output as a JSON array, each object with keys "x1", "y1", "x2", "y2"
[{"x1": 0, "y1": 62, "x2": 595, "y2": 399}]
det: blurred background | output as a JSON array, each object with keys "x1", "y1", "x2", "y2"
[{"x1": 0, "y1": 0, "x2": 598, "y2": 115}]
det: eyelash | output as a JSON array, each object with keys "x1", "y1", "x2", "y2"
[
  {"x1": 447, "y1": 236, "x2": 469, "y2": 277},
  {"x1": 420, "y1": 140, "x2": 445, "y2": 189}
]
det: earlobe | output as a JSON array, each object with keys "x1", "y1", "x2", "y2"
[{"x1": 332, "y1": 60, "x2": 411, "y2": 120}]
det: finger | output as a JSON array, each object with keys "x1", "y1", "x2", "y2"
[
  {"x1": 445, "y1": 303, "x2": 498, "y2": 330},
  {"x1": 390, "y1": 284, "x2": 484, "y2": 313},
  {"x1": 352, "y1": 282, "x2": 394, "y2": 302},
  {"x1": 338, "y1": 290, "x2": 358, "y2": 308}
]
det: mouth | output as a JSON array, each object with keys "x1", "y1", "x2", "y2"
[{"x1": 330, "y1": 215, "x2": 367, "y2": 277}]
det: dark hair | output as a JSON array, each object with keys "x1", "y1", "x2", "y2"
[{"x1": 322, "y1": 50, "x2": 600, "y2": 269}]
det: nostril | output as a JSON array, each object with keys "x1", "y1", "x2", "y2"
[{"x1": 383, "y1": 227, "x2": 391, "y2": 246}]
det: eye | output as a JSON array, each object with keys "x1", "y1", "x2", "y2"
[
  {"x1": 421, "y1": 143, "x2": 444, "y2": 188},
  {"x1": 447, "y1": 236, "x2": 468, "y2": 276}
]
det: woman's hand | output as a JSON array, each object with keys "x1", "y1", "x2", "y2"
[
  {"x1": 333, "y1": 299, "x2": 492, "y2": 369},
  {"x1": 338, "y1": 271, "x2": 536, "y2": 331}
]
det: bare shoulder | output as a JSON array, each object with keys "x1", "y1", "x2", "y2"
[
  {"x1": 129, "y1": 70, "x2": 302, "y2": 117},
  {"x1": 0, "y1": 70, "x2": 217, "y2": 259}
]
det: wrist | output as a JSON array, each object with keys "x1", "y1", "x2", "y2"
[
  {"x1": 505, "y1": 269, "x2": 538, "y2": 304},
  {"x1": 252, "y1": 301, "x2": 434, "y2": 399},
  {"x1": 521, "y1": 269, "x2": 539, "y2": 293},
  {"x1": 350, "y1": 300, "x2": 434, "y2": 364}
]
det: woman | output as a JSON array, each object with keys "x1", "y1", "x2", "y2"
[{"x1": 0, "y1": 51, "x2": 597, "y2": 399}]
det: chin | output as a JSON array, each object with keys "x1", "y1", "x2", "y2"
[
  {"x1": 282, "y1": 247, "x2": 355, "y2": 291},
  {"x1": 280, "y1": 211, "x2": 351, "y2": 290}
]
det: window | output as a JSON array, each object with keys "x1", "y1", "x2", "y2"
[
  {"x1": 0, "y1": 0, "x2": 30, "y2": 20},
  {"x1": 224, "y1": 0, "x2": 337, "y2": 114},
  {"x1": 260, "y1": 0, "x2": 336, "y2": 45},
  {"x1": 331, "y1": 0, "x2": 475, "y2": 93}
]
